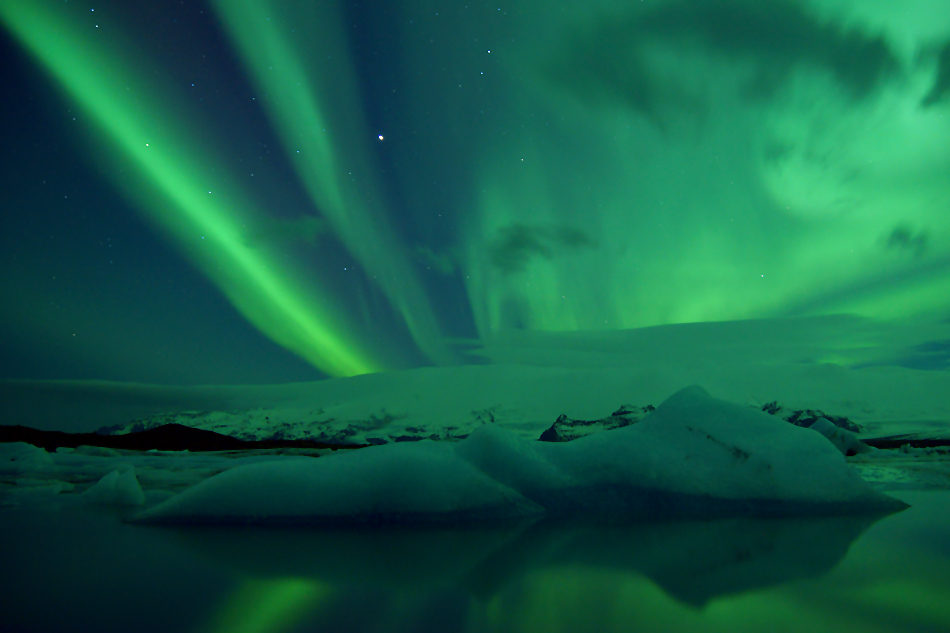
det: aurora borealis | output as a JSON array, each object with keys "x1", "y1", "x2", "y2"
[{"x1": 2, "y1": 0, "x2": 949, "y2": 383}]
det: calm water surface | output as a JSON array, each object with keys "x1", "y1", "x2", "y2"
[{"x1": 1, "y1": 491, "x2": 947, "y2": 633}]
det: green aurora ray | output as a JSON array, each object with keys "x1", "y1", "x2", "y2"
[
  {"x1": 209, "y1": 0, "x2": 455, "y2": 367},
  {"x1": 0, "y1": 0, "x2": 386, "y2": 377}
]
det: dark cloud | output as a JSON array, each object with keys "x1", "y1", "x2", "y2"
[
  {"x1": 489, "y1": 223, "x2": 597, "y2": 274},
  {"x1": 636, "y1": 0, "x2": 899, "y2": 97},
  {"x1": 544, "y1": 0, "x2": 900, "y2": 126},
  {"x1": 863, "y1": 339, "x2": 950, "y2": 371},
  {"x1": 886, "y1": 224, "x2": 928, "y2": 258},
  {"x1": 415, "y1": 246, "x2": 457, "y2": 276},
  {"x1": 922, "y1": 40, "x2": 950, "y2": 107}
]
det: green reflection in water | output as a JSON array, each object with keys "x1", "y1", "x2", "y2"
[
  {"x1": 201, "y1": 577, "x2": 329, "y2": 633},
  {"x1": 171, "y1": 495, "x2": 950, "y2": 632}
]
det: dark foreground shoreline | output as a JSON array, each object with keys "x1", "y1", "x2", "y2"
[
  {"x1": 0, "y1": 423, "x2": 368, "y2": 452},
  {"x1": 2, "y1": 423, "x2": 948, "y2": 453}
]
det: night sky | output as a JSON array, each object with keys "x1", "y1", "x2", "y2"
[
  {"x1": 2, "y1": 0, "x2": 949, "y2": 385},
  {"x1": 0, "y1": 4, "x2": 332, "y2": 384}
]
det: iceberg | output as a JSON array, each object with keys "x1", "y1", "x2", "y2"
[
  {"x1": 82, "y1": 467, "x2": 146, "y2": 507},
  {"x1": 133, "y1": 386, "x2": 906, "y2": 525}
]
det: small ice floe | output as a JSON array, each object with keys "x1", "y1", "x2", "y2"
[
  {"x1": 808, "y1": 418, "x2": 873, "y2": 457},
  {"x1": 1, "y1": 442, "x2": 55, "y2": 478},
  {"x1": 83, "y1": 466, "x2": 145, "y2": 507},
  {"x1": 1, "y1": 443, "x2": 72, "y2": 507}
]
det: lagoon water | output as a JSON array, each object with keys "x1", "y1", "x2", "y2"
[{"x1": 2, "y1": 491, "x2": 947, "y2": 633}]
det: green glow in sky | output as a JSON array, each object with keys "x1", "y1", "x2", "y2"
[
  {"x1": 3, "y1": 0, "x2": 950, "y2": 375},
  {"x1": 0, "y1": 0, "x2": 380, "y2": 376},
  {"x1": 456, "y1": 0, "x2": 950, "y2": 334},
  {"x1": 210, "y1": 0, "x2": 455, "y2": 367}
]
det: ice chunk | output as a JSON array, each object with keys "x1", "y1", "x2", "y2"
[
  {"x1": 133, "y1": 386, "x2": 906, "y2": 525},
  {"x1": 134, "y1": 442, "x2": 543, "y2": 524},
  {"x1": 0, "y1": 442, "x2": 54, "y2": 477},
  {"x1": 75, "y1": 445, "x2": 122, "y2": 457},
  {"x1": 83, "y1": 467, "x2": 145, "y2": 506},
  {"x1": 530, "y1": 385, "x2": 899, "y2": 515},
  {"x1": 808, "y1": 418, "x2": 872, "y2": 456}
]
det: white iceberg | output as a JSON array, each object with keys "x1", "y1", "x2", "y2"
[
  {"x1": 83, "y1": 467, "x2": 145, "y2": 507},
  {"x1": 807, "y1": 417, "x2": 872, "y2": 456},
  {"x1": 133, "y1": 386, "x2": 905, "y2": 525},
  {"x1": 1, "y1": 442, "x2": 55, "y2": 477}
]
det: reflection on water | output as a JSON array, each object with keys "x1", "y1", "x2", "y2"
[
  {"x1": 175, "y1": 514, "x2": 880, "y2": 608},
  {"x1": 1, "y1": 492, "x2": 949, "y2": 633}
]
